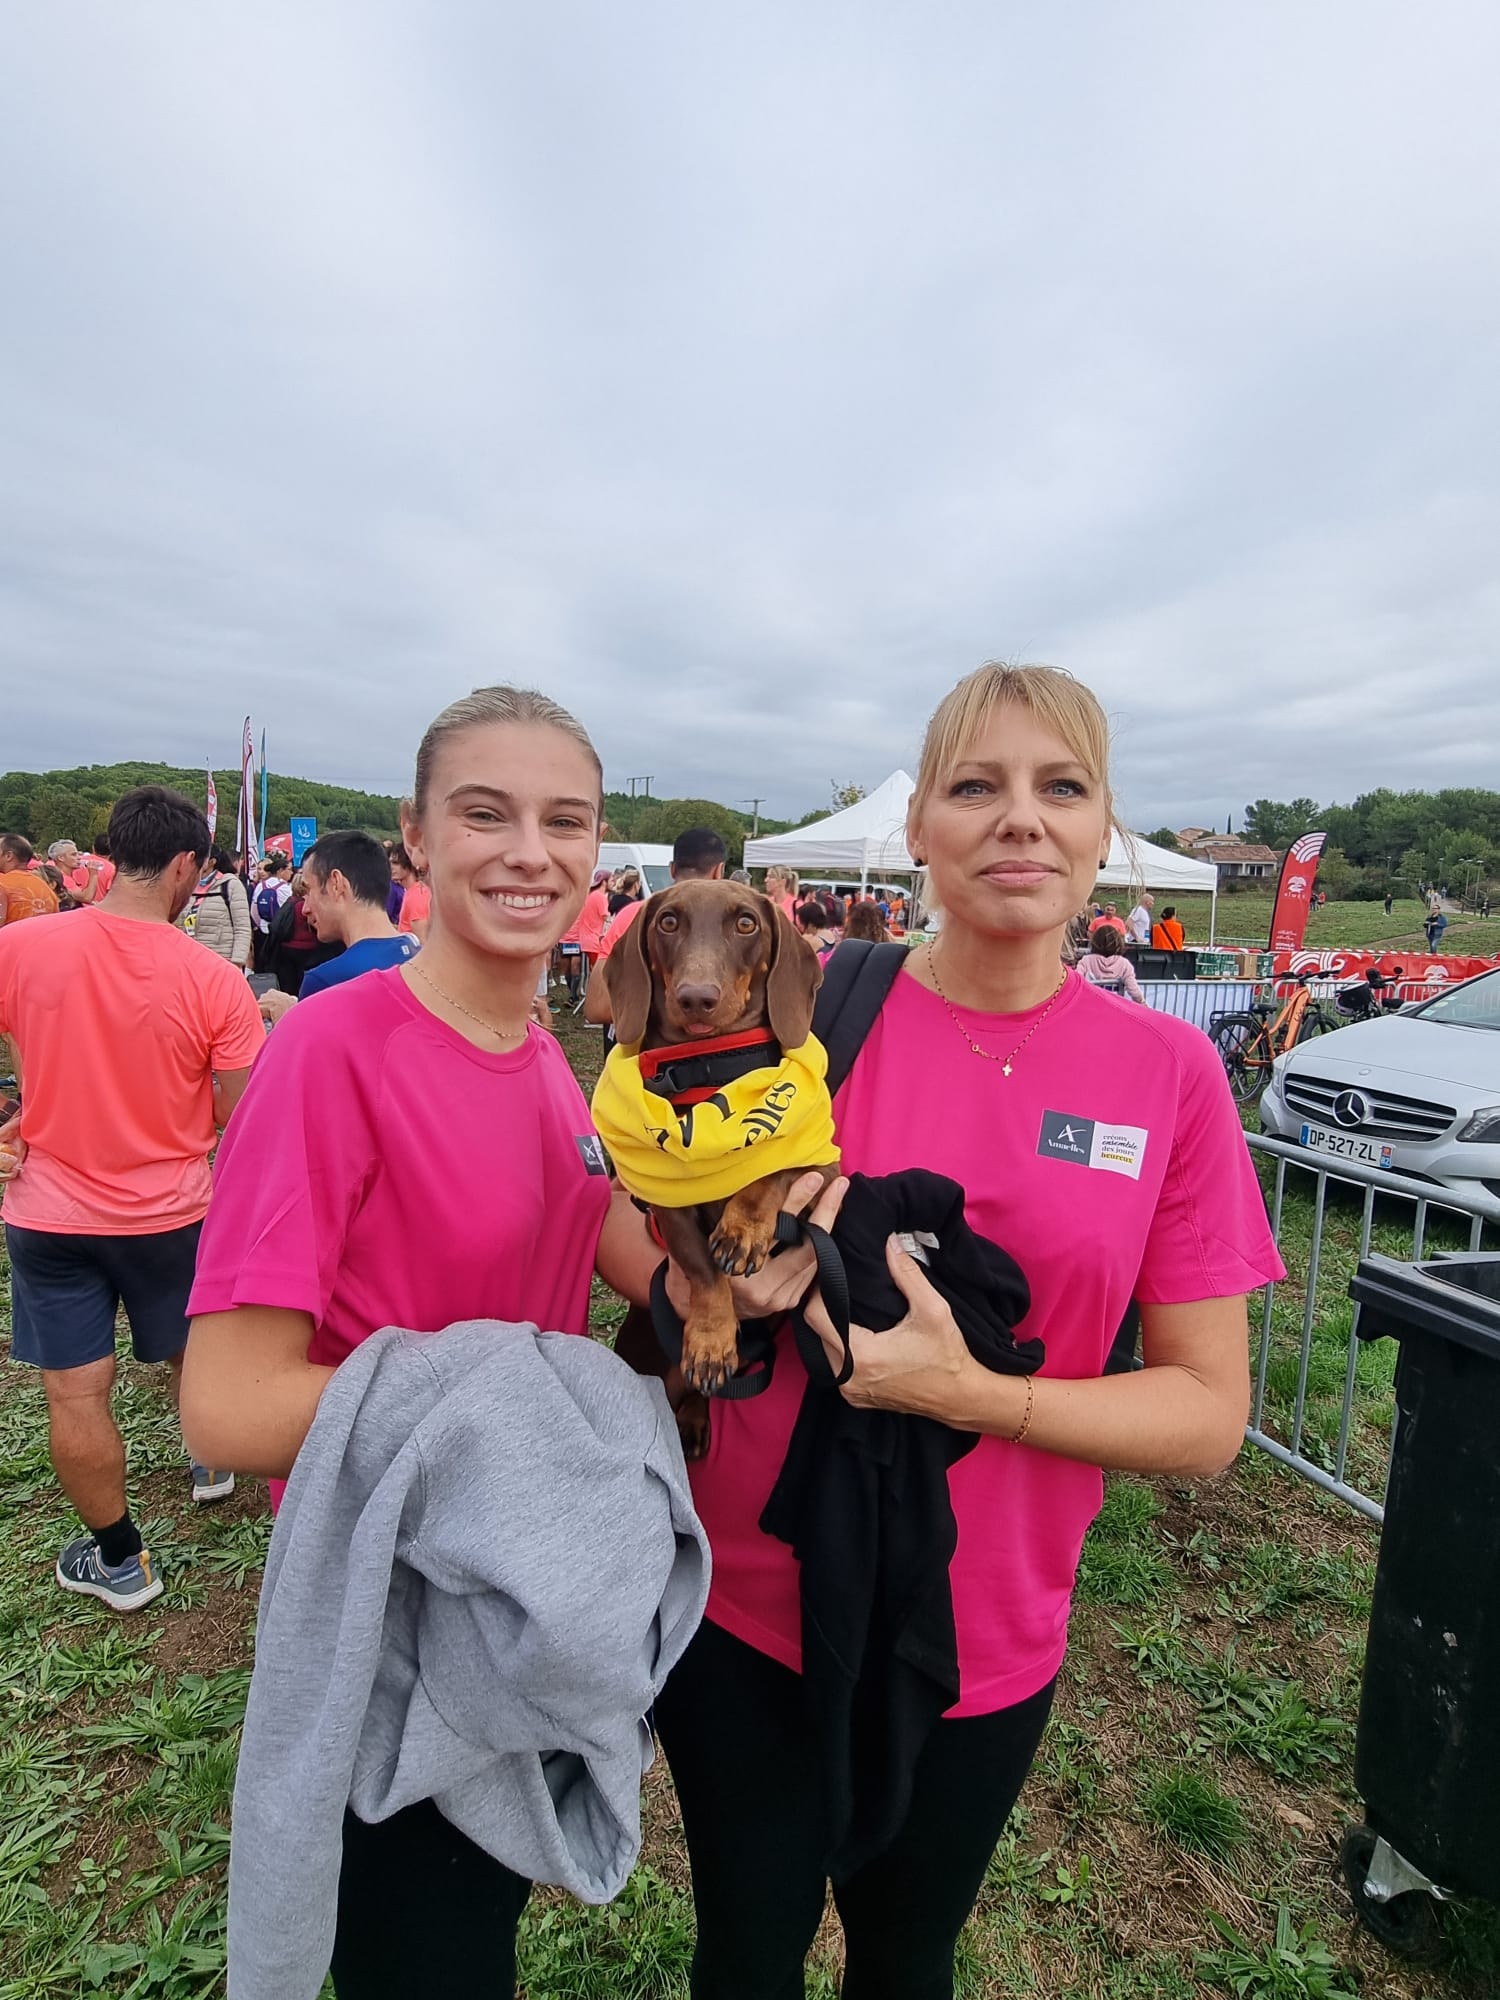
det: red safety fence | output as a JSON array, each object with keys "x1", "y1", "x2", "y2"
[{"x1": 1272, "y1": 948, "x2": 1499, "y2": 1005}]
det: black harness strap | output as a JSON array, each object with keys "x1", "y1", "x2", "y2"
[{"x1": 640, "y1": 1037, "x2": 781, "y2": 1102}]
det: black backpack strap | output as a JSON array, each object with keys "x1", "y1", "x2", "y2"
[{"x1": 813, "y1": 940, "x2": 909, "y2": 1096}]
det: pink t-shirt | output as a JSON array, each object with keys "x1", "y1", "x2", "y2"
[
  {"x1": 188, "y1": 969, "x2": 613, "y2": 1495},
  {"x1": 688, "y1": 969, "x2": 1283, "y2": 1716},
  {"x1": 1076, "y1": 951, "x2": 1144, "y2": 1002}
]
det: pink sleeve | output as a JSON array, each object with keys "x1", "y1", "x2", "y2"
[
  {"x1": 1133, "y1": 1032, "x2": 1285, "y2": 1304},
  {"x1": 188, "y1": 1007, "x2": 376, "y2": 1322},
  {"x1": 1122, "y1": 963, "x2": 1145, "y2": 1003}
]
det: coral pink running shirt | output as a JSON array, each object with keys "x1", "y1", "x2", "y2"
[
  {"x1": 688, "y1": 967, "x2": 1283, "y2": 1716},
  {"x1": 188, "y1": 969, "x2": 612, "y2": 1499}
]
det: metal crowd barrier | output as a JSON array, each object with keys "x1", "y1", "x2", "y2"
[{"x1": 1242, "y1": 1133, "x2": 1496, "y2": 1523}]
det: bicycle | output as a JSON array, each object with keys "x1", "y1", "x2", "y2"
[{"x1": 1209, "y1": 969, "x2": 1339, "y2": 1103}]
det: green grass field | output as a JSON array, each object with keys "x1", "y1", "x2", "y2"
[
  {"x1": 1163, "y1": 892, "x2": 1500, "y2": 958},
  {"x1": 3, "y1": 1007, "x2": 1500, "y2": 1997}
]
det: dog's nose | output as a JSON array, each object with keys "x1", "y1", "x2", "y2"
[{"x1": 674, "y1": 981, "x2": 723, "y2": 1017}]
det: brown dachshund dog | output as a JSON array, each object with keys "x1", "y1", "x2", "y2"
[{"x1": 601, "y1": 880, "x2": 836, "y2": 1452}]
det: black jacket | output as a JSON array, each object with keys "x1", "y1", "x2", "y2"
[{"x1": 760, "y1": 1169, "x2": 1040, "y2": 1879}]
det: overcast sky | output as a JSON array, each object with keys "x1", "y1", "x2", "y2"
[{"x1": 3, "y1": 3, "x2": 1497, "y2": 831}]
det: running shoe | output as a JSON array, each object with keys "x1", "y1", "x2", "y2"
[
  {"x1": 55, "y1": 1536, "x2": 164, "y2": 1612},
  {"x1": 189, "y1": 1463, "x2": 235, "y2": 1503}
]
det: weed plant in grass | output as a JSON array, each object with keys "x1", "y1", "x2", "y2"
[{"x1": 1143, "y1": 1770, "x2": 1248, "y2": 1862}]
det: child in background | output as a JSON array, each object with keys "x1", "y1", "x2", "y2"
[{"x1": 1074, "y1": 922, "x2": 1144, "y2": 1001}]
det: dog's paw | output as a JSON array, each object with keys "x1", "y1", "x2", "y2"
[
  {"x1": 680, "y1": 1305, "x2": 740, "y2": 1394},
  {"x1": 708, "y1": 1212, "x2": 778, "y2": 1278}
]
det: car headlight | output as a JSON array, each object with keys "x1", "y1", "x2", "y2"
[{"x1": 1457, "y1": 1106, "x2": 1500, "y2": 1144}]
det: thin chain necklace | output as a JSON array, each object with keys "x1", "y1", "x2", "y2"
[
  {"x1": 410, "y1": 959, "x2": 530, "y2": 1044},
  {"x1": 925, "y1": 945, "x2": 1068, "y2": 1076}
]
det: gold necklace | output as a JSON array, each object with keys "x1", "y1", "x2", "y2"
[
  {"x1": 925, "y1": 945, "x2": 1068, "y2": 1076},
  {"x1": 410, "y1": 959, "x2": 530, "y2": 1043}
]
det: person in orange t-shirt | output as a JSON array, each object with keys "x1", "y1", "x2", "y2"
[
  {"x1": 393, "y1": 852, "x2": 432, "y2": 943},
  {"x1": 1151, "y1": 905, "x2": 1186, "y2": 952},
  {"x1": 0, "y1": 835, "x2": 60, "y2": 923},
  {"x1": 0, "y1": 787, "x2": 263, "y2": 1613}
]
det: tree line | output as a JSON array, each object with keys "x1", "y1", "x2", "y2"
[
  {"x1": 0, "y1": 763, "x2": 405, "y2": 853},
  {"x1": 0, "y1": 766, "x2": 831, "y2": 868},
  {"x1": 1147, "y1": 791, "x2": 1500, "y2": 900}
]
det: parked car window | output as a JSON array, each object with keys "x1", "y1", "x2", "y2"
[{"x1": 1412, "y1": 970, "x2": 1500, "y2": 1029}]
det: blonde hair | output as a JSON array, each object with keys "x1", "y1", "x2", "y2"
[
  {"x1": 411, "y1": 685, "x2": 603, "y2": 814},
  {"x1": 912, "y1": 663, "x2": 1115, "y2": 822},
  {"x1": 910, "y1": 662, "x2": 1129, "y2": 904}
]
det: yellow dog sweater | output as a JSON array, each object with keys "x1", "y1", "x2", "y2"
[{"x1": 591, "y1": 1031, "x2": 840, "y2": 1209}]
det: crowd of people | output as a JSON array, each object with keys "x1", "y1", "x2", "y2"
[{"x1": 0, "y1": 663, "x2": 1278, "y2": 2000}]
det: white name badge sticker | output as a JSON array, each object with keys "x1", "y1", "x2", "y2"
[{"x1": 1087, "y1": 1123, "x2": 1149, "y2": 1180}]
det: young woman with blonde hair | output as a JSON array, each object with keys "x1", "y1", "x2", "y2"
[
  {"x1": 182, "y1": 686, "x2": 661, "y2": 1997},
  {"x1": 654, "y1": 662, "x2": 1282, "y2": 2000}
]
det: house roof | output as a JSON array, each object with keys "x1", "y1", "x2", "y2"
[{"x1": 1195, "y1": 841, "x2": 1278, "y2": 865}]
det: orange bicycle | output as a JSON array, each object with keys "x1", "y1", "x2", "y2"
[{"x1": 1210, "y1": 969, "x2": 1339, "y2": 1102}]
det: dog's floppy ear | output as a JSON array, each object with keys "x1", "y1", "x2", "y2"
[
  {"x1": 600, "y1": 899, "x2": 655, "y2": 1047},
  {"x1": 765, "y1": 902, "x2": 822, "y2": 1050}
]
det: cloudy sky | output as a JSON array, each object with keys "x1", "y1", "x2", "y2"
[{"x1": 3, "y1": 3, "x2": 1497, "y2": 830}]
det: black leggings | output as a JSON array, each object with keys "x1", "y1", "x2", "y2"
[
  {"x1": 330, "y1": 1800, "x2": 531, "y2": 1998},
  {"x1": 653, "y1": 1619, "x2": 1055, "y2": 2000}
]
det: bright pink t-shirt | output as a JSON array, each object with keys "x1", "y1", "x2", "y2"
[
  {"x1": 187, "y1": 969, "x2": 613, "y2": 1496},
  {"x1": 688, "y1": 968, "x2": 1283, "y2": 1717}
]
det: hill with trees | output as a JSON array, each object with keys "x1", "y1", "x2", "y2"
[
  {"x1": 0, "y1": 766, "x2": 833, "y2": 866},
  {"x1": 0, "y1": 762, "x2": 404, "y2": 851}
]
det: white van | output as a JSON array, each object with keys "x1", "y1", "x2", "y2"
[
  {"x1": 796, "y1": 879, "x2": 912, "y2": 909},
  {"x1": 597, "y1": 842, "x2": 674, "y2": 893}
]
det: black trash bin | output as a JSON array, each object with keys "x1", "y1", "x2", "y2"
[{"x1": 1341, "y1": 1251, "x2": 1500, "y2": 1955}]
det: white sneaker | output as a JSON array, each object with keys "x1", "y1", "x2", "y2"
[{"x1": 189, "y1": 1464, "x2": 235, "y2": 1503}]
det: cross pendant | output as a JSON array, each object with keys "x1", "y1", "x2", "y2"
[{"x1": 1002, "y1": 1062, "x2": 1013, "y2": 1077}]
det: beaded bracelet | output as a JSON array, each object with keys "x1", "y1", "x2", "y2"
[{"x1": 1008, "y1": 1374, "x2": 1036, "y2": 1446}]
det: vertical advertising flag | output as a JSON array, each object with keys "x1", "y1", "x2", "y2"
[
  {"x1": 235, "y1": 716, "x2": 260, "y2": 865},
  {"x1": 205, "y1": 764, "x2": 218, "y2": 840},
  {"x1": 1268, "y1": 832, "x2": 1327, "y2": 952},
  {"x1": 258, "y1": 728, "x2": 269, "y2": 854}
]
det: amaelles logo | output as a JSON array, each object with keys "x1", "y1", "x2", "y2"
[
  {"x1": 1037, "y1": 1111, "x2": 1149, "y2": 1182},
  {"x1": 1038, "y1": 1110, "x2": 1094, "y2": 1162}
]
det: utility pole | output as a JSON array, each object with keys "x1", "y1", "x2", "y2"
[
  {"x1": 741, "y1": 797, "x2": 764, "y2": 838},
  {"x1": 627, "y1": 776, "x2": 654, "y2": 801}
]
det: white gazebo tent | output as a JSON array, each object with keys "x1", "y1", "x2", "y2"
[
  {"x1": 743, "y1": 770, "x2": 917, "y2": 887},
  {"x1": 746, "y1": 777, "x2": 1222, "y2": 939},
  {"x1": 1098, "y1": 831, "x2": 1221, "y2": 941}
]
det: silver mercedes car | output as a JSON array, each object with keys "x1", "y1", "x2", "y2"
[{"x1": 1260, "y1": 966, "x2": 1500, "y2": 1218}]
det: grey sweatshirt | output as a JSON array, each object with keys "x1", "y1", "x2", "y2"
[{"x1": 227, "y1": 1320, "x2": 710, "y2": 2000}]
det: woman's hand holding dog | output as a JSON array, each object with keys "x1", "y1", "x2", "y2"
[
  {"x1": 802, "y1": 1236, "x2": 994, "y2": 1428},
  {"x1": 662, "y1": 1171, "x2": 848, "y2": 1326}
]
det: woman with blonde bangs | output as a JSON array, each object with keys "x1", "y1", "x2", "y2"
[
  {"x1": 181, "y1": 686, "x2": 664, "y2": 1998},
  {"x1": 653, "y1": 662, "x2": 1283, "y2": 2000}
]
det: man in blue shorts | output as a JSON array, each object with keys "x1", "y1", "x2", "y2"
[{"x1": 0, "y1": 787, "x2": 264, "y2": 1610}]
